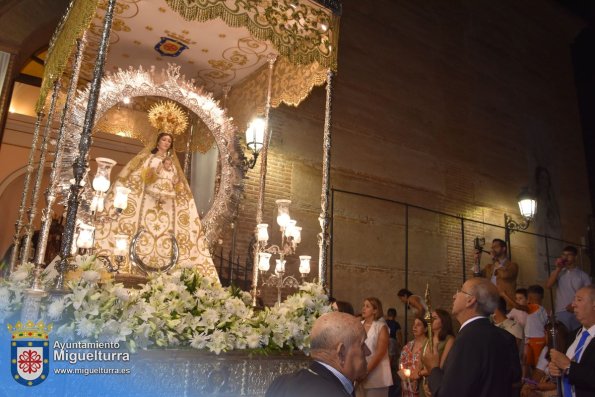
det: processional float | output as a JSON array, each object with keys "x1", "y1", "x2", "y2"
[{"x1": 9, "y1": 0, "x2": 342, "y2": 315}]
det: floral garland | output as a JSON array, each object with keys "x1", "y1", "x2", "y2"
[{"x1": 1, "y1": 256, "x2": 331, "y2": 355}]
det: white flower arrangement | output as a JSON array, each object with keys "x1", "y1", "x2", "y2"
[
  {"x1": 3, "y1": 256, "x2": 331, "y2": 355},
  {"x1": 0, "y1": 259, "x2": 58, "y2": 322}
]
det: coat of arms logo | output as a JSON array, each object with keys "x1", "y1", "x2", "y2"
[
  {"x1": 154, "y1": 37, "x2": 189, "y2": 57},
  {"x1": 8, "y1": 320, "x2": 52, "y2": 387}
]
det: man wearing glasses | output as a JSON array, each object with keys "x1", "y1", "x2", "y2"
[{"x1": 422, "y1": 278, "x2": 521, "y2": 397}]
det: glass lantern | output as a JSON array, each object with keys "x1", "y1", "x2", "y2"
[
  {"x1": 276, "y1": 199, "x2": 291, "y2": 229},
  {"x1": 113, "y1": 186, "x2": 131, "y2": 212},
  {"x1": 299, "y1": 255, "x2": 311, "y2": 275},
  {"x1": 275, "y1": 259, "x2": 286, "y2": 274},
  {"x1": 114, "y1": 234, "x2": 129, "y2": 256},
  {"x1": 292, "y1": 226, "x2": 302, "y2": 244},
  {"x1": 258, "y1": 252, "x2": 272, "y2": 272},
  {"x1": 245, "y1": 117, "x2": 266, "y2": 153},
  {"x1": 517, "y1": 188, "x2": 536, "y2": 220},
  {"x1": 93, "y1": 157, "x2": 117, "y2": 193},
  {"x1": 285, "y1": 219, "x2": 297, "y2": 238},
  {"x1": 76, "y1": 223, "x2": 95, "y2": 249},
  {"x1": 256, "y1": 224, "x2": 269, "y2": 242}
]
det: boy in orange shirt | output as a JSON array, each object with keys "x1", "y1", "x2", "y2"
[{"x1": 524, "y1": 285, "x2": 548, "y2": 373}]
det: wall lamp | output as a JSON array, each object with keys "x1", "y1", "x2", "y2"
[
  {"x1": 504, "y1": 187, "x2": 537, "y2": 259},
  {"x1": 243, "y1": 116, "x2": 266, "y2": 169}
]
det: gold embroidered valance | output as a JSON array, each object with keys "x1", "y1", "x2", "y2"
[
  {"x1": 164, "y1": 0, "x2": 339, "y2": 71},
  {"x1": 35, "y1": 0, "x2": 100, "y2": 112}
]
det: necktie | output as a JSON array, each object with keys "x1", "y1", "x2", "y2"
[{"x1": 563, "y1": 330, "x2": 590, "y2": 397}]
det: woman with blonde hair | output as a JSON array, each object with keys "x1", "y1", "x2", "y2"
[{"x1": 358, "y1": 297, "x2": 393, "y2": 397}]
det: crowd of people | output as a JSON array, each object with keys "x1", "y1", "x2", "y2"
[{"x1": 266, "y1": 240, "x2": 594, "y2": 397}]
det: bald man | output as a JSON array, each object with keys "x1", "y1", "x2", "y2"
[
  {"x1": 548, "y1": 285, "x2": 595, "y2": 397},
  {"x1": 265, "y1": 312, "x2": 370, "y2": 397},
  {"x1": 422, "y1": 278, "x2": 521, "y2": 397}
]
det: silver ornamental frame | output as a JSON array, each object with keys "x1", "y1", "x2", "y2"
[{"x1": 64, "y1": 64, "x2": 245, "y2": 247}]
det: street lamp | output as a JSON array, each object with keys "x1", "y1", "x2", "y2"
[
  {"x1": 517, "y1": 187, "x2": 537, "y2": 220},
  {"x1": 504, "y1": 187, "x2": 537, "y2": 259}
]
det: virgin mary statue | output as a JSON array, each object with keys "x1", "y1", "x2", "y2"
[{"x1": 94, "y1": 101, "x2": 219, "y2": 280}]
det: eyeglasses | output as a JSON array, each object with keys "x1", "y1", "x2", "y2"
[{"x1": 456, "y1": 289, "x2": 474, "y2": 298}]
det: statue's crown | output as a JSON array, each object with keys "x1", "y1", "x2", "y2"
[
  {"x1": 147, "y1": 101, "x2": 188, "y2": 135},
  {"x1": 7, "y1": 321, "x2": 52, "y2": 340}
]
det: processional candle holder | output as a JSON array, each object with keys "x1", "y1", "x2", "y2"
[
  {"x1": 54, "y1": 156, "x2": 129, "y2": 291},
  {"x1": 96, "y1": 233, "x2": 129, "y2": 273},
  {"x1": 253, "y1": 199, "x2": 311, "y2": 306},
  {"x1": 424, "y1": 282, "x2": 433, "y2": 353}
]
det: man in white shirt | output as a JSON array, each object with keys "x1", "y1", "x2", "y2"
[
  {"x1": 545, "y1": 246, "x2": 591, "y2": 332},
  {"x1": 549, "y1": 285, "x2": 595, "y2": 397}
]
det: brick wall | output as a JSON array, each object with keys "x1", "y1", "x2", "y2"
[{"x1": 217, "y1": 1, "x2": 592, "y2": 316}]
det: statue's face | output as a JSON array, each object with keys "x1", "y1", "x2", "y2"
[{"x1": 157, "y1": 134, "x2": 172, "y2": 152}]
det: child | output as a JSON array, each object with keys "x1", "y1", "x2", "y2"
[
  {"x1": 520, "y1": 321, "x2": 568, "y2": 397},
  {"x1": 508, "y1": 288, "x2": 529, "y2": 328},
  {"x1": 161, "y1": 156, "x2": 179, "y2": 185},
  {"x1": 524, "y1": 285, "x2": 548, "y2": 372}
]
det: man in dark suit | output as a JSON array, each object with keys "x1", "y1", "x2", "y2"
[
  {"x1": 549, "y1": 284, "x2": 595, "y2": 397},
  {"x1": 422, "y1": 278, "x2": 521, "y2": 397},
  {"x1": 265, "y1": 311, "x2": 370, "y2": 397}
]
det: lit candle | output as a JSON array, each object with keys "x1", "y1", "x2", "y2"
[
  {"x1": 113, "y1": 187, "x2": 131, "y2": 211},
  {"x1": 275, "y1": 199, "x2": 291, "y2": 228},
  {"x1": 92, "y1": 175, "x2": 110, "y2": 192},
  {"x1": 403, "y1": 368, "x2": 412, "y2": 391},
  {"x1": 114, "y1": 234, "x2": 128, "y2": 256},
  {"x1": 76, "y1": 224, "x2": 95, "y2": 249}
]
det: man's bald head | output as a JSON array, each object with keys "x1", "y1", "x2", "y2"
[
  {"x1": 310, "y1": 312, "x2": 362, "y2": 352},
  {"x1": 309, "y1": 312, "x2": 368, "y2": 381}
]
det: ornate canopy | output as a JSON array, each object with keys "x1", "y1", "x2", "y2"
[{"x1": 37, "y1": 0, "x2": 341, "y2": 135}]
